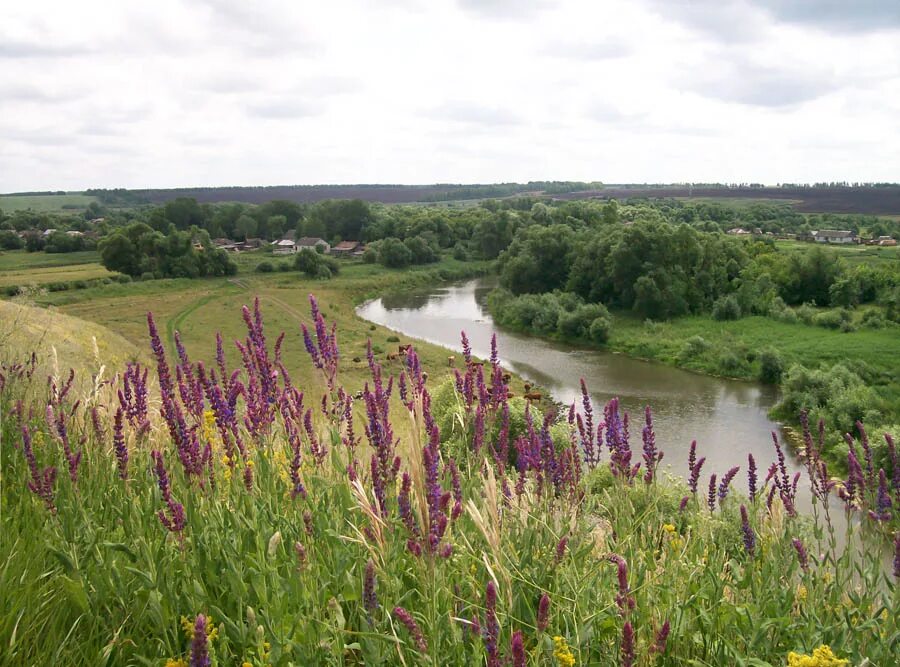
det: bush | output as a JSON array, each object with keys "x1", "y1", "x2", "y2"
[
  {"x1": 256, "y1": 261, "x2": 274, "y2": 273},
  {"x1": 116, "y1": 274, "x2": 132, "y2": 284},
  {"x1": 362, "y1": 247, "x2": 378, "y2": 264},
  {"x1": 386, "y1": 335, "x2": 400, "y2": 343},
  {"x1": 757, "y1": 348, "x2": 784, "y2": 384},
  {"x1": 679, "y1": 335, "x2": 710, "y2": 360},
  {"x1": 813, "y1": 309, "x2": 850, "y2": 330},
  {"x1": 296, "y1": 248, "x2": 340, "y2": 279},
  {"x1": 718, "y1": 350, "x2": 748, "y2": 376},
  {"x1": 4, "y1": 285, "x2": 20, "y2": 296},
  {"x1": 452, "y1": 243, "x2": 468, "y2": 261},
  {"x1": 795, "y1": 303, "x2": 816, "y2": 325},
  {"x1": 588, "y1": 315, "x2": 611, "y2": 344},
  {"x1": 859, "y1": 309, "x2": 888, "y2": 329},
  {"x1": 140, "y1": 272, "x2": 155, "y2": 282},
  {"x1": 377, "y1": 238, "x2": 413, "y2": 268},
  {"x1": 277, "y1": 262, "x2": 292, "y2": 272},
  {"x1": 712, "y1": 295, "x2": 741, "y2": 321}
]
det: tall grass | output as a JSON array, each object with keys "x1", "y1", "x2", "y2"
[{"x1": 1, "y1": 296, "x2": 897, "y2": 666}]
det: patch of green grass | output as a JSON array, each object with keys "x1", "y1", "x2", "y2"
[
  {"x1": 773, "y1": 240, "x2": 899, "y2": 267},
  {"x1": 0, "y1": 250, "x2": 102, "y2": 271},
  {"x1": 0, "y1": 193, "x2": 97, "y2": 213},
  {"x1": 0, "y1": 262, "x2": 117, "y2": 288}
]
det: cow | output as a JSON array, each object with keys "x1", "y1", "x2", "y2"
[
  {"x1": 524, "y1": 391, "x2": 542, "y2": 401},
  {"x1": 448, "y1": 355, "x2": 456, "y2": 367}
]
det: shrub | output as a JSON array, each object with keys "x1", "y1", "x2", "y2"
[
  {"x1": 588, "y1": 315, "x2": 612, "y2": 344},
  {"x1": 116, "y1": 274, "x2": 132, "y2": 284},
  {"x1": 712, "y1": 295, "x2": 741, "y2": 321},
  {"x1": 679, "y1": 335, "x2": 710, "y2": 360},
  {"x1": 757, "y1": 348, "x2": 784, "y2": 384},
  {"x1": 256, "y1": 261, "x2": 274, "y2": 273},
  {"x1": 4, "y1": 285, "x2": 20, "y2": 296},
  {"x1": 140, "y1": 272, "x2": 155, "y2": 282},
  {"x1": 452, "y1": 243, "x2": 468, "y2": 261},
  {"x1": 813, "y1": 309, "x2": 850, "y2": 330},
  {"x1": 386, "y1": 335, "x2": 400, "y2": 343},
  {"x1": 277, "y1": 262, "x2": 292, "y2": 272},
  {"x1": 718, "y1": 350, "x2": 748, "y2": 376},
  {"x1": 859, "y1": 309, "x2": 887, "y2": 329},
  {"x1": 795, "y1": 303, "x2": 816, "y2": 325}
]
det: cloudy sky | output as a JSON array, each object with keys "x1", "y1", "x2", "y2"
[{"x1": 2, "y1": 0, "x2": 899, "y2": 191}]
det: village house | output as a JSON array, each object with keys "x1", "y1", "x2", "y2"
[
  {"x1": 812, "y1": 229, "x2": 857, "y2": 244},
  {"x1": 330, "y1": 240, "x2": 363, "y2": 257},
  {"x1": 727, "y1": 227, "x2": 751, "y2": 236},
  {"x1": 296, "y1": 237, "x2": 331, "y2": 254},
  {"x1": 877, "y1": 235, "x2": 897, "y2": 247},
  {"x1": 272, "y1": 238, "x2": 299, "y2": 255}
]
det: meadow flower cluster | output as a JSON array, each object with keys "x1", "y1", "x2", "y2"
[{"x1": 1, "y1": 296, "x2": 898, "y2": 665}]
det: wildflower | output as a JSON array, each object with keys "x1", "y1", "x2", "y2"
[
  {"x1": 642, "y1": 405, "x2": 663, "y2": 483},
  {"x1": 190, "y1": 615, "x2": 211, "y2": 667},
  {"x1": 718, "y1": 466, "x2": 740, "y2": 504},
  {"x1": 510, "y1": 631, "x2": 525, "y2": 667},
  {"x1": 707, "y1": 474, "x2": 717, "y2": 512},
  {"x1": 867, "y1": 468, "x2": 892, "y2": 522},
  {"x1": 484, "y1": 580, "x2": 500, "y2": 667},
  {"x1": 678, "y1": 495, "x2": 689, "y2": 512},
  {"x1": 739, "y1": 504, "x2": 755, "y2": 557},
  {"x1": 294, "y1": 541, "x2": 307, "y2": 569},
  {"x1": 555, "y1": 536, "x2": 568, "y2": 564},
  {"x1": 21, "y1": 425, "x2": 56, "y2": 513},
  {"x1": 151, "y1": 450, "x2": 185, "y2": 535},
  {"x1": 552, "y1": 636, "x2": 575, "y2": 667},
  {"x1": 165, "y1": 660, "x2": 188, "y2": 667},
  {"x1": 363, "y1": 559, "x2": 378, "y2": 615},
  {"x1": 537, "y1": 593, "x2": 550, "y2": 632},
  {"x1": 663, "y1": 523, "x2": 675, "y2": 533},
  {"x1": 621, "y1": 622, "x2": 635, "y2": 667},
  {"x1": 744, "y1": 454, "x2": 757, "y2": 503},
  {"x1": 786, "y1": 644, "x2": 849, "y2": 667},
  {"x1": 393, "y1": 606, "x2": 427, "y2": 653},
  {"x1": 792, "y1": 538, "x2": 810, "y2": 573},
  {"x1": 893, "y1": 532, "x2": 899, "y2": 579},
  {"x1": 610, "y1": 555, "x2": 635, "y2": 613},
  {"x1": 113, "y1": 406, "x2": 128, "y2": 480},
  {"x1": 652, "y1": 620, "x2": 670, "y2": 654}
]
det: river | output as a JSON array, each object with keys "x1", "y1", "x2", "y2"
[{"x1": 357, "y1": 278, "x2": 838, "y2": 523}]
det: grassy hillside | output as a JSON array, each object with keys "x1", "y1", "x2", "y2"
[{"x1": 0, "y1": 193, "x2": 97, "y2": 213}]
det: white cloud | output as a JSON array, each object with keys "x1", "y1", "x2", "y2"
[{"x1": 0, "y1": 0, "x2": 898, "y2": 191}]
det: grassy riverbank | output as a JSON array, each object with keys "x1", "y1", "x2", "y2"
[{"x1": 2, "y1": 274, "x2": 897, "y2": 665}]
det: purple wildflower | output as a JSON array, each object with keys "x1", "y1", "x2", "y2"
[
  {"x1": 792, "y1": 538, "x2": 810, "y2": 573},
  {"x1": 718, "y1": 466, "x2": 740, "y2": 504},
  {"x1": 868, "y1": 468, "x2": 893, "y2": 522},
  {"x1": 707, "y1": 474, "x2": 717, "y2": 512},
  {"x1": 679, "y1": 495, "x2": 689, "y2": 512},
  {"x1": 510, "y1": 631, "x2": 525, "y2": 667},
  {"x1": 537, "y1": 593, "x2": 550, "y2": 632},
  {"x1": 295, "y1": 541, "x2": 307, "y2": 569},
  {"x1": 21, "y1": 425, "x2": 56, "y2": 513},
  {"x1": 363, "y1": 559, "x2": 378, "y2": 615},
  {"x1": 190, "y1": 614, "x2": 211, "y2": 667},
  {"x1": 642, "y1": 405, "x2": 663, "y2": 483},
  {"x1": 652, "y1": 620, "x2": 670, "y2": 654},
  {"x1": 610, "y1": 555, "x2": 635, "y2": 614},
  {"x1": 621, "y1": 622, "x2": 635, "y2": 667},
  {"x1": 688, "y1": 455, "x2": 706, "y2": 495},
  {"x1": 894, "y1": 532, "x2": 900, "y2": 580},
  {"x1": 747, "y1": 454, "x2": 758, "y2": 503},
  {"x1": 484, "y1": 580, "x2": 500, "y2": 667},
  {"x1": 113, "y1": 406, "x2": 128, "y2": 480},
  {"x1": 151, "y1": 450, "x2": 185, "y2": 534},
  {"x1": 393, "y1": 607, "x2": 427, "y2": 653},
  {"x1": 555, "y1": 536, "x2": 568, "y2": 564}
]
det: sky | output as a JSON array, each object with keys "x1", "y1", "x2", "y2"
[{"x1": 2, "y1": 0, "x2": 899, "y2": 191}]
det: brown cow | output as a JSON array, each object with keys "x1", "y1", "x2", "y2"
[
  {"x1": 524, "y1": 391, "x2": 542, "y2": 401},
  {"x1": 398, "y1": 344, "x2": 412, "y2": 354},
  {"x1": 447, "y1": 355, "x2": 456, "y2": 367}
]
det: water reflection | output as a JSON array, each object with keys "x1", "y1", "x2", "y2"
[{"x1": 365, "y1": 283, "x2": 874, "y2": 522}]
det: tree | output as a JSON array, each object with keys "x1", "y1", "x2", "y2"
[
  {"x1": 377, "y1": 237, "x2": 413, "y2": 268},
  {"x1": 0, "y1": 230, "x2": 23, "y2": 250},
  {"x1": 234, "y1": 215, "x2": 258, "y2": 241}
]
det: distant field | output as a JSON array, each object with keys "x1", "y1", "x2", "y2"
[
  {"x1": 0, "y1": 250, "x2": 101, "y2": 271},
  {"x1": 0, "y1": 262, "x2": 117, "y2": 289},
  {"x1": 554, "y1": 185, "x2": 900, "y2": 215},
  {"x1": 774, "y1": 240, "x2": 899, "y2": 266},
  {"x1": 0, "y1": 193, "x2": 97, "y2": 213}
]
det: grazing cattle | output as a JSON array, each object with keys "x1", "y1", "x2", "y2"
[
  {"x1": 398, "y1": 344, "x2": 412, "y2": 354},
  {"x1": 523, "y1": 383, "x2": 532, "y2": 393},
  {"x1": 421, "y1": 372, "x2": 428, "y2": 383},
  {"x1": 353, "y1": 390, "x2": 364, "y2": 400},
  {"x1": 524, "y1": 391, "x2": 542, "y2": 401},
  {"x1": 352, "y1": 356, "x2": 362, "y2": 363},
  {"x1": 448, "y1": 355, "x2": 455, "y2": 367},
  {"x1": 387, "y1": 353, "x2": 399, "y2": 361},
  {"x1": 501, "y1": 373, "x2": 511, "y2": 383}
]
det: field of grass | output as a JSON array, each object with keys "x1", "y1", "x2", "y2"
[
  {"x1": 2, "y1": 271, "x2": 897, "y2": 665},
  {"x1": 0, "y1": 250, "x2": 102, "y2": 271},
  {"x1": 0, "y1": 193, "x2": 97, "y2": 213},
  {"x1": 0, "y1": 262, "x2": 118, "y2": 289},
  {"x1": 774, "y1": 240, "x2": 899, "y2": 267}
]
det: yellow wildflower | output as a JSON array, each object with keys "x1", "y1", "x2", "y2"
[
  {"x1": 202, "y1": 409, "x2": 218, "y2": 446},
  {"x1": 787, "y1": 644, "x2": 849, "y2": 667},
  {"x1": 553, "y1": 635, "x2": 576, "y2": 667},
  {"x1": 165, "y1": 660, "x2": 187, "y2": 667},
  {"x1": 796, "y1": 585, "x2": 808, "y2": 602},
  {"x1": 247, "y1": 459, "x2": 255, "y2": 467},
  {"x1": 242, "y1": 663, "x2": 253, "y2": 667},
  {"x1": 662, "y1": 523, "x2": 676, "y2": 533}
]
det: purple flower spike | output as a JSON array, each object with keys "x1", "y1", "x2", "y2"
[
  {"x1": 707, "y1": 474, "x2": 717, "y2": 512},
  {"x1": 484, "y1": 580, "x2": 500, "y2": 667},
  {"x1": 893, "y1": 532, "x2": 900, "y2": 580},
  {"x1": 393, "y1": 607, "x2": 427, "y2": 653},
  {"x1": 363, "y1": 559, "x2": 378, "y2": 615},
  {"x1": 113, "y1": 406, "x2": 128, "y2": 480},
  {"x1": 652, "y1": 620, "x2": 670, "y2": 654},
  {"x1": 190, "y1": 614, "x2": 211, "y2": 667},
  {"x1": 621, "y1": 622, "x2": 635, "y2": 667},
  {"x1": 510, "y1": 630, "x2": 525, "y2": 667},
  {"x1": 868, "y1": 468, "x2": 893, "y2": 522},
  {"x1": 718, "y1": 466, "x2": 740, "y2": 504},
  {"x1": 792, "y1": 538, "x2": 810, "y2": 573},
  {"x1": 537, "y1": 592, "x2": 550, "y2": 632},
  {"x1": 747, "y1": 454, "x2": 758, "y2": 503}
]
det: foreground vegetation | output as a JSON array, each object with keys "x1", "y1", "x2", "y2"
[{"x1": 2, "y1": 291, "x2": 898, "y2": 666}]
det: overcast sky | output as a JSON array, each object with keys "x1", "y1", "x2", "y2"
[{"x1": 2, "y1": 0, "x2": 899, "y2": 191}]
